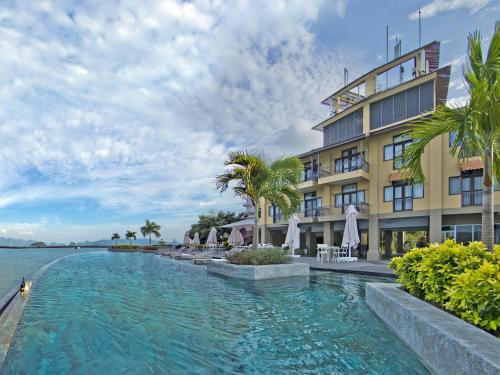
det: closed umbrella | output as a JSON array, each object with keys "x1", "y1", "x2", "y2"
[
  {"x1": 192, "y1": 232, "x2": 201, "y2": 245},
  {"x1": 284, "y1": 214, "x2": 300, "y2": 256},
  {"x1": 341, "y1": 204, "x2": 360, "y2": 259},
  {"x1": 183, "y1": 231, "x2": 192, "y2": 245},
  {"x1": 206, "y1": 227, "x2": 218, "y2": 244},
  {"x1": 228, "y1": 227, "x2": 244, "y2": 246}
]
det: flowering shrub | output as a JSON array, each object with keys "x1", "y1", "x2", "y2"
[
  {"x1": 227, "y1": 248, "x2": 291, "y2": 265},
  {"x1": 389, "y1": 240, "x2": 499, "y2": 336}
]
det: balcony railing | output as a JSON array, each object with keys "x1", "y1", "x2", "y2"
[
  {"x1": 462, "y1": 191, "x2": 482, "y2": 207},
  {"x1": 300, "y1": 170, "x2": 320, "y2": 183},
  {"x1": 300, "y1": 203, "x2": 368, "y2": 218}
]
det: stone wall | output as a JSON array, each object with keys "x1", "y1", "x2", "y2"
[
  {"x1": 366, "y1": 282, "x2": 500, "y2": 375},
  {"x1": 207, "y1": 262, "x2": 309, "y2": 280}
]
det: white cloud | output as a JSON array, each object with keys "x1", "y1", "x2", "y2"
[
  {"x1": 447, "y1": 95, "x2": 469, "y2": 107},
  {"x1": 409, "y1": 0, "x2": 491, "y2": 20},
  {"x1": 0, "y1": 0, "x2": 360, "y2": 241}
]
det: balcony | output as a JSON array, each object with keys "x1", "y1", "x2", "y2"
[
  {"x1": 319, "y1": 160, "x2": 370, "y2": 185},
  {"x1": 297, "y1": 170, "x2": 320, "y2": 192},
  {"x1": 298, "y1": 203, "x2": 369, "y2": 221}
]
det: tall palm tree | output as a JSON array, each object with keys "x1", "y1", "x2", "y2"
[
  {"x1": 401, "y1": 21, "x2": 499, "y2": 250},
  {"x1": 140, "y1": 220, "x2": 161, "y2": 245},
  {"x1": 125, "y1": 231, "x2": 137, "y2": 245},
  {"x1": 216, "y1": 151, "x2": 303, "y2": 250},
  {"x1": 111, "y1": 233, "x2": 120, "y2": 246}
]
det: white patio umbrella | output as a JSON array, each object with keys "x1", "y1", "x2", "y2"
[
  {"x1": 183, "y1": 231, "x2": 192, "y2": 245},
  {"x1": 206, "y1": 227, "x2": 218, "y2": 245},
  {"x1": 192, "y1": 232, "x2": 201, "y2": 245},
  {"x1": 341, "y1": 204, "x2": 360, "y2": 258},
  {"x1": 228, "y1": 227, "x2": 244, "y2": 246},
  {"x1": 284, "y1": 214, "x2": 300, "y2": 256}
]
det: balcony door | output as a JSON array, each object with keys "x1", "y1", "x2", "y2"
[
  {"x1": 304, "y1": 192, "x2": 321, "y2": 217},
  {"x1": 461, "y1": 171, "x2": 482, "y2": 206}
]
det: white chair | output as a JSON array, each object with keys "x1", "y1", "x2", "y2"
[
  {"x1": 336, "y1": 247, "x2": 349, "y2": 262},
  {"x1": 316, "y1": 244, "x2": 329, "y2": 263}
]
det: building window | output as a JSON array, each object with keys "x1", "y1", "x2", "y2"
[
  {"x1": 462, "y1": 171, "x2": 482, "y2": 206},
  {"x1": 334, "y1": 148, "x2": 364, "y2": 173},
  {"x1": 384, "y1": 186, "x2": 393, "y2": 202},
  {"x1": 393, "y1": 183, "x2": 413, "y2": 211},
  {"x1": 413, "y1": 183, "x2": 424, "y2": 198},
  {"x1": 268, "y1": 206, "x2": 273, "y2": 217},
  {"x1": 449, "y1": 176, "x2": 461, "y2": 195},
  {"x1": 393, "y1": 134, "x2": 413, "y2": 170},
  {"x1": 303, "y1": 192, "x2": 321, "y2": 217},
  {"x1": 383, "y1": 145, "x2": 393, "y2": 161},
  {"x1": 442, "y1": 224, "x2": 483, "y2": 244},
  {"x1": 258, "y1": 208, "x2": 262, "y2": 218},
  {"x1": 383, "y1": 134, "x2": 412, "y2": 168},
  {"x1": 334, "y1": 183, "x2": 365, "y2": 212}
]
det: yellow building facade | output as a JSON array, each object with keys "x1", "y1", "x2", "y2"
[{"x1": 258, "y1": 41, "x2": 500, "y2": 260}]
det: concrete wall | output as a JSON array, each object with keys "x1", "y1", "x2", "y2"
[
  {"x1": 207, "y1": 262, "x2": 310, "y2": 280},
  {"x1": 366, "y1": 283, "x2": 500, "y2": 375}
]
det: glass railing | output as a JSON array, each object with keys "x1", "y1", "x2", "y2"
[
  {"x1": 300, "y1": 170, "x2": 320, "y2": 182},
  {"x1": 299, "y1": 203, "x2": 368, "y2": 218}
]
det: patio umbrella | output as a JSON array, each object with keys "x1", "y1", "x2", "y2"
[
  {"x1": 206, "y1": 227, "x2": 218, "y2": 245},
  {"x1": 284, "y1": 214, "x2": 300, "y2": 256},
  {"x1": 183, "y1": 231, "x2": 192, "y2": 245},
  {"x1": 341, "y1": 204, "x2": 360, "y2": 258},
  {"x1": 228, "y1": 227, "x2": 244, "y2": 246},
  {"x1": 192, "y1": 232, "x2": 201, "y2": 245}
]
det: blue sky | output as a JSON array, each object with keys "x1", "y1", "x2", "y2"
[{"x1": 0, "y1": 0, "x2": 497, "y2": 243}]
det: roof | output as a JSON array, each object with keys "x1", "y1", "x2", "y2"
[
  {"x1": 320, "y1": 41, "x2": 441, "y2": 106},
  {"x1": 221, "y1": 217, "x2": 255, "y2": 229}
]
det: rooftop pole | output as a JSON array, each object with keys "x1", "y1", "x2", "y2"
[
  {"x1": 418, "y1": 9, "x2": 422, "y2": 47},
  {"x1": 386, "y1": 25, "x2": 389, "y2": 89}
]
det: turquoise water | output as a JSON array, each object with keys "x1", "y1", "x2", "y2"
[
  {"x1": 0, "y1": 248, "x2": 103, "y2": 299},
  {"x1": 2, "y1": 252, "x2": 429, "y2": 374}
]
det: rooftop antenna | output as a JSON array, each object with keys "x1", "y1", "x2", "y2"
[
  {"x1": 343, "y1": 68, "x2": 349, "y2": 86},
  {"x1": 418, "y1": 9, "x2": 422, "y2": 47}
]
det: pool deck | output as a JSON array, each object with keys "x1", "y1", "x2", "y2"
[{"x1": 294, "y1": 257, "x2": 395, "y2": 277}]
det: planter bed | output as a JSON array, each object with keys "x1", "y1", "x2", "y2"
[
  {"x1": 207, "y1": 262, "x2": 309, "y2": 280},
  {"x1": 366, "y1": 282, "x2": 500, "y2": 375}
]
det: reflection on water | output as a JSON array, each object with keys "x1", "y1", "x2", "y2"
[
  {"x1": 2, "y1": 252, "x2": 429, "y2": 374},
  {"x1": 0, "y1": 248, "x2": 103, "y2": 299}
]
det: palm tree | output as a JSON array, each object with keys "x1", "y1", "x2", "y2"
[
  {"x1": 111, "y1": 233, "x2": 120, "y2": 246},
  {"x1": 401, "y1": 21, "x2": 499, "y2": 250},
  {"x1": 125, "y1": 231, "x2": 137, "y2": 245},
  {"x1": 216, "y1": 151, "x2": 302, "y2": 250},
  {"x1": 140, "y1": 220, "x2": 161, "y2": 245}
]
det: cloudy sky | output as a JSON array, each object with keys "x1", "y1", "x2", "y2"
[{"x1": 0, "y1": 0, "x2": 497, "y2": 243}]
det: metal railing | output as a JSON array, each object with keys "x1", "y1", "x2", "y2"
[
  {"x1": 300, "y1": 170, "x2": 320, "y2": 183},
  {"x1": 300, "y1": 203, "x2": 369, "y2": 218},
  {"x1": 462, "y1": 191, "x2": 482, "y2": 207}
]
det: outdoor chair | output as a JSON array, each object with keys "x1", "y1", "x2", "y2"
[{"x1": 316, "y1": 244, "x2": 329, "y2": 263}]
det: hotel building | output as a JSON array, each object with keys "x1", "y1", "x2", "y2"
[{"x1": 257, "y1": 41, "x2": 500, "y2": 260}]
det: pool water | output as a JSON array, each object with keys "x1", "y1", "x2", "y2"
[
  {"x1": 1, "y1": 252, "x2": 429, "y2": 374},
  {"x1": 0, "y1": 247, "x2": 103, "y2": 299}
]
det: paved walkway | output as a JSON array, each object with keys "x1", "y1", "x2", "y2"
[{"x1": 294, "y1": 257, "x2": 395, "y2": 277}]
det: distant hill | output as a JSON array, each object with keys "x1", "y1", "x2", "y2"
[{"x1": 0, "y1": 236, "x2": 178, "y2": 248}]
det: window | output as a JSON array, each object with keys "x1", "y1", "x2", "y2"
[
  {"x1": 413, "y1": 183, "x2": 424, "y2": 198},
  {"x1": 384, "y1": 186, "x2": 393, "y2": 202},
  {"x1": 268, "y1": 206, "x2": 273, "y2": 217},
  {"x1": 334, "y1": 194, "x2": 342, "y2": 207},
  {"x1": 334, "y1": 148, "x2": 364, "y2": 173},
  {"x1": 258, "y1": 208, "x2": 262, "y2": 218},
  {"x1": 449, "y1": 131, "x2": 457, "y2": 147},
  {"x1": 441, "y1": 224, "x2": 484, "y2": 245},
  {"x1": 384, "y1": 145, "x2": 393, "y2": 161},
  {"x1": 334, "y1": 184, "x2": 365, "y2": 211},
  {"x1": 393, "y1": 134, "x2": 413, "y2": 170},
  {"x1": 449, "y1": 176, "x2": 461, "y2": 195},
  {"x1": 461, "y1": 171, "x2": 482, "y2": 206},
  {"x1": 393, "y1": 183, "x2": 413, "y2": 211}
]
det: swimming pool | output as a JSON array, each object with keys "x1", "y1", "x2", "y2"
[
  {"x1": 0, "y1": 247, "x2": 103, "y2": 299},
  {"x1": 1, "y1": 252, "x2": 429, "y2": 374}
]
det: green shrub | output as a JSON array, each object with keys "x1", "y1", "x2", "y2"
[
  {"x1": 143, "y1": 246, "x2": 159, "y2": 250},
  {"x1": 446, "y1": 260, "x2": 500, "y2": 334},
  {"x1": 227, "y1": 248, "x2": 291, "y2": 265},
  {"x1": 389, "y1": 240, "x2": 499, "y2": 336},
  {"x1": 111, "y1": 244, "x2": 138, "y2": 249}
]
